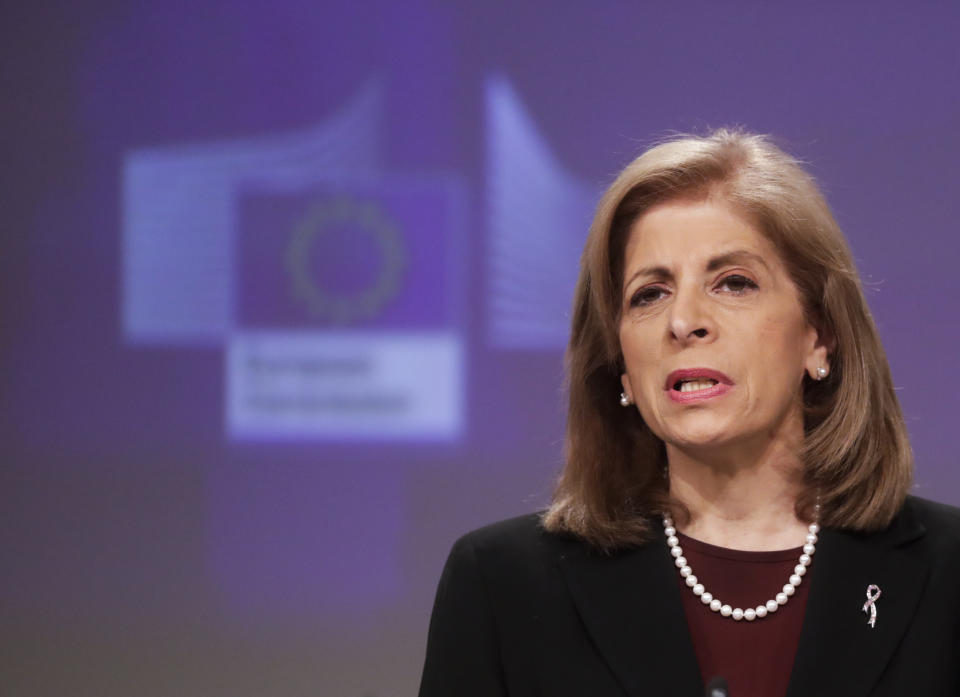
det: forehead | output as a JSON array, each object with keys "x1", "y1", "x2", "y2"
[{"x1": 624, "y1": 198, "x2": 779, "y2": 270}]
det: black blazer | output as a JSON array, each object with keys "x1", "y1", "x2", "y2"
[{"x1": 418, "y1": 495, "x2": 960, "y2": 697}]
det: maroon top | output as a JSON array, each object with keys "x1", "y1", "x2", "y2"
[{"x1": 675, "y1": 532, "x2": 811, "y2": 697}]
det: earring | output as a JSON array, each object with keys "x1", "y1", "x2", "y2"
[
  {"x1": 816, "y1": 366, "x2": 828, "y2": 380},
  {"x1": 620, "y1": 392, "x2": 632, "y2": 407}
]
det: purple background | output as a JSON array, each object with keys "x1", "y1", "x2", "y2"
[{"x1": 3, "y1": 2, "x2": 960, "y2": 696}]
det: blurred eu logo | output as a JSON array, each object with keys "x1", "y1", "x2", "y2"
[
  {"x1": 237, "y1": 183, "x2": 452, "y2": 332},
  {"x1": 285, "y1": 197, "x2": 406, "y2": 324},
  {"x1": 122, "y1": 85, "x2": 466, "y2": 444},
  {"x1": 228, "y1": 178, "x2": 465, "y2": 442}
]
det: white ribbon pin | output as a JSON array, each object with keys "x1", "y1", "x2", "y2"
[{"x1": 862, "y1": 584, "x2": 882, "y2": 628}]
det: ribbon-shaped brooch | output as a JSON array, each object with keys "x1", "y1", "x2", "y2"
[{"x1": 862, "y1": 584, "x2": 882, "y2": 628}]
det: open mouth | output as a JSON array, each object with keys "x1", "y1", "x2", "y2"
[{"x1": 673, "y1": 378, "x2": 719, "y2": 393}]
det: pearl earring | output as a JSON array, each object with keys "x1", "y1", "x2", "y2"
[
  {"x1": 620, "y1": 392, "x2": 632, "y2": 407},
  {"x1": 816, "y1": 366, "x2": 828, "y2": 380}
]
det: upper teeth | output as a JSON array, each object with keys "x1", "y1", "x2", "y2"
[{"x1": 678, "y1": 379, "x2": 717, "y2": 392}]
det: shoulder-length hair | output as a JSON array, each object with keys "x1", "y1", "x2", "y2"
[{"x1": 542, "y1": 129, "x2": 913, "y2": 551}]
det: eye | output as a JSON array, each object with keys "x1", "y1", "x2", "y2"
[
  {"x1": 630, "y1": 285, "x2": 668, "y2": 307},
  {"x1": 716, "y1": 274, "x2": 758, "y2": 294}
]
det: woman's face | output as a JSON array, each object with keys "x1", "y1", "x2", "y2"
[{"x1": 618, "y1": 198, "x2": 828, "y2": 456}]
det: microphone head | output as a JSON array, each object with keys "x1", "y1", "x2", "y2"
[{"x1": 705, "y1": 676, "x2": 729, "y2": 697}]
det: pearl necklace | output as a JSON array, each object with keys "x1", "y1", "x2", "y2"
[{"x1": 662, "y1": 513, "x2": 819, "y2": 622}]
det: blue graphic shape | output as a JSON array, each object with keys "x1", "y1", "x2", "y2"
[
  {"x1": 486, "y1": 76, "x2": 599, "y2": 349},
  {"x1": 122, "y1": 82, "x2": 382, "y2": 344}
]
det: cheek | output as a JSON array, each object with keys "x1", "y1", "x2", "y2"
[
  {"x1": 619, "y1": 325, "x2": 660, "y2": 381},
  {"x1": 750, "y1": 314, "x2": 809, "y2": 395}
]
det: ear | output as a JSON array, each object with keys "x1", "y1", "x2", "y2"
[
  {"x1": 803, "y1": 322, "x2": 836, "y2": 380},
  {"x1": 620, "y1": 372, "x2": 633, "y2": 401}
]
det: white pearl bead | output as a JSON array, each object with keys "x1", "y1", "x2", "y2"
[
  {"x1": 667, "y1": 535, "x2": 679, "y2": 546},
  {"x1": 800, "y1": 554, "x2": 811, "y2": 566},
  {"x1": 795, "y1": 564, "x2": 806, "y2": 576},
  {"x1": 744, "y1": 608, "x2": 756, "y2": 621},
  {"x1": 680, "y1": 566, "x2": 692, "y2": 577},
  {"x1": 732, "y1": 608, "x2": 744, "y2": 621},
  {"x1": 685, "y1": 575, "x2": 698, "y2": 587},
  {"x1": 783, "y1": 584, "x2": 795, "y2": 596},
  {"x1": 671, "y1": 546, "x2": 683, "y2": 558},
  {"x1": 693, "y1": 584, "x2": 704, "y2": 596},
  {"x1": 664, "y1": 526, "x2": 676, "y2": 537},
  {"x1": 675, "y1": 556, "x2": 687, "y2": 568},
  {"x1": 766, "y1": 599, "x2": 779, "y2": 612},
  {"x1": 701, "y1": 592, "x2": 713, "y2": 604},
  {"x1": 789, "y1": 574, "x2": 802, "y2": 586},
  {"x1": 755, "y1": 605, "x2": 768, "y2": 618},
  {"x1": 803, "y1": 543, "x2": 815, "y2": 555},
  {"x1": 776, "y1": 592, "x2": 788, "y2": 605},
  {"x1": 710, "y1": 599, "x2": 722, "y2": 612},
  {"x1": 809, "y1": 523, "x2": 819, "y2": 534},
  {"x1": 806, "y1": 533, "x2": 818, "y2": 544},
  {"x1": 720, "y1": 605, "x2": 732, "y2": 617},
  {"x1": 663, "y1": 516, "x2": 673, "y2": 526}
]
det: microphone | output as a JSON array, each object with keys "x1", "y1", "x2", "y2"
[{"x1": 705, "y1": 676, "x2": 729, "y2": 697}]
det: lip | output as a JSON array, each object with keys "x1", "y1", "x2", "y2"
[{"x1": 664, "y1": 368, "x2": 734, "y2": 404}]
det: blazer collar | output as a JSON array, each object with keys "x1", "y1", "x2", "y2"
[
  {"x1": 558, "y1": 501, "x2": 927, "y2": 697},
  {"x1": 558, "y1": 531, "x2": 703, "y2": 697},
  {"x1": 785, "y1": 498, "x2": 928, "y2": 697}
]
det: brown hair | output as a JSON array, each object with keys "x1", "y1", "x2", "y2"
[{"x1": 542, "y1": 129, "x2": 913, "y2": 551}]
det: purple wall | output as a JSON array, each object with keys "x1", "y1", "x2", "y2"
[{"x1": 3, "y1": 2, "x2": 959, "y2": 695}]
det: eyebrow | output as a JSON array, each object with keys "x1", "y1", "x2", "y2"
[{"x1": 623, "y1": 249, "x2": 772, "y2": 291}]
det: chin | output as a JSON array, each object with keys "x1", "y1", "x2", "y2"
[
  {"x1": 668, "y1": 432, "x2": 733, "y2": 451},
  {"x1": 659, "y1": 419, "x2": 738, "y2": 450}
]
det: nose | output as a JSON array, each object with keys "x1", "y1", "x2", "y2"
[{"x1": 668, "y1": 285, "x2": 714, "y2": 344}]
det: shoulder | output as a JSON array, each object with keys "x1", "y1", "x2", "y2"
[
  {"x1": 442, "y1": 512, "x2": 588, "y2": 588},
  {"x1": 453, "y1": 512, "x2": 576, "y2": 562},
  {"x1": 903, "y1": 494, "x2": 960, "y2": 547}
]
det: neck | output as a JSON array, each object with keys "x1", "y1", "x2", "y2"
[{"x1": 665, "y1": 438, "x2": 811, "y2": 551}]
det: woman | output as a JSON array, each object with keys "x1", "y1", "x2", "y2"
[{"x1": 418, "y1": 130, "x2": 960, "y2": 697}]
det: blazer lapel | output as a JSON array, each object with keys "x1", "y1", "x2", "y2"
[
  {"x1": 558, "y1": 535, "x2": 703, "y2": 697},
  {"x1": 786, "y1": 501, "x2": 928, "y2": 697}
]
